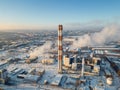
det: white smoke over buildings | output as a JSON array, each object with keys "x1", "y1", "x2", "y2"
[
  {"x1": 72, "y1": 24, "x2": 120, "y2": 48},
  {"x1": 29, "y1": 41, "x2": 52, "y2": 57},
  {"x1": 29, "y1": 24, "x2": 120, "y2": 56}
]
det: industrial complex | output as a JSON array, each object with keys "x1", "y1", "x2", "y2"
[{"x1": 0, "y1": 25, "x2": 120, "y2": 90}]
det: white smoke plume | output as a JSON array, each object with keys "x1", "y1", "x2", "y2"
[
  {"x1": 72, "y1": 24, "x2": 120, "y2": 48},
  {"x1": 29, "y1": 41, "x2": 52, "y2": 57}
]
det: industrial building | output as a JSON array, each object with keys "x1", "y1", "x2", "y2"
[
  {"x1": 25, "y1": 56, "x2": 38, "y2": 64},
  {"x1": 0, "y1": 69, "x2": 8, "y2": 84}
]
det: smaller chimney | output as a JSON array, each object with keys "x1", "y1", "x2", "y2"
[{"x1": 81, "y1": 58, "x2": 84, "y2": 76}]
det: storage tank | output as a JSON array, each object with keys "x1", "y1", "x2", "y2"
[{"x1": 106, "y1": 77, "x2": 113, "y2": 85}]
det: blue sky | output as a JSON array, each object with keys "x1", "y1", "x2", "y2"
[{"x1": 0, "y1": 0, "x2": 120, "y2": 30}]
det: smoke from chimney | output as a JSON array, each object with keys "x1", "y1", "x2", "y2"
[
  {"x1": 72, "y1": 24, "x2": 120, "y2": 48},
  {"x1": 29, "y1": 41, "x2": 52, "y2": 58}
]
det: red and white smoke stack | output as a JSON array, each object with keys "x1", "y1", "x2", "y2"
[{"x1": 58, "y1": 25, "x2": 63, "y2": 73}]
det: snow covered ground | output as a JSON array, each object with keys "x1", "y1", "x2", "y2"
[{"x1": 0, "y1": 55, "x2": 120, "y2": 90}]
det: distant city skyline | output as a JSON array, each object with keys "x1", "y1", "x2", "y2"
[{"x1": 0, "y1": 0, "x2": 120, "y2": 30}]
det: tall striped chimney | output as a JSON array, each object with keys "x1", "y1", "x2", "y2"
[{"x1": 58, "y1": 25, "x2": 63, "y2": 73}]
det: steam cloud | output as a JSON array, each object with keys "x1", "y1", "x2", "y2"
[
  {"x1": 29, "y1": 41, "x2": 52, "y2": 57},
  {"x1": 72, "y1": 24, "x2": 120, "y2": 48}
]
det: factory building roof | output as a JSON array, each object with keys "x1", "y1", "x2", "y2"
[
  {"x1": 24, "y1": 74, "x2": 40, "y2": 82},
  {"x1": 51, "y1": 74, "x2": 63, "y2": 86}
]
